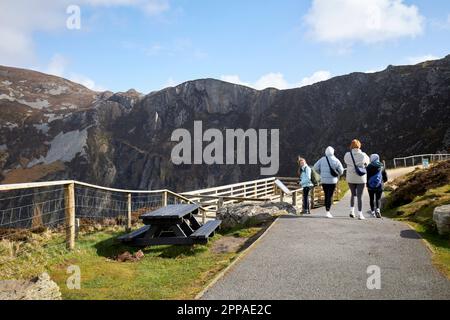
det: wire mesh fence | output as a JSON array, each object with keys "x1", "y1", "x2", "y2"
[
  {"x1": 0, "y1": 186, "x2": 66, "y2": 238},
  {"x1": 0, "y1": 182, "x2": 174, "y2": 279}
]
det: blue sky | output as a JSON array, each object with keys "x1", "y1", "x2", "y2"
[{"x1": 1, "y1": 0, "x2": 449, "y2": 93}]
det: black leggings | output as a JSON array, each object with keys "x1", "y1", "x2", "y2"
[
  {"x1": 368, "y1": 189, "x2": 383, "y2": 211},
  {"x1": 322, "y1": 184, "x2": 336, "y2": 211},
  {"x1": 348, "y1": 183, "x2": 365, "y2": 212},
  {"x1": 303, "y1": 187, "x2": 311, "y2": 212}
]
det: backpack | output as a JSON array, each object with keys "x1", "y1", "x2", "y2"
[
  {"x1": 326, "y1": 156, "x2": 339, "y2": 178},
  {"x1": 311, "y1": 168, "x2": 321, "y2": 186},
  {"x1": 368, "y1": 169, "x2": 382, "y2": 189}
]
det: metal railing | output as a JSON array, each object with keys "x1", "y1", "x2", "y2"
[{"x1": 392, "y1": 154, "x2": 450, "y2": 168}]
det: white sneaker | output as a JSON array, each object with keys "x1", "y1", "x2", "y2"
[
  {"x1": 349, "y1": 207, "x2": 355, "y2": 218},
  {"x1": 370, "y1": 211, "x2": 376, "y2": 217},
  {"x1": 358, "y1": 212, "x2": 366, "y2": 220},
  {"x1": 326, "y1": 212, "x2": 333, "y2": 219}
]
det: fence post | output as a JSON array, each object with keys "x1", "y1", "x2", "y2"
[
  {"x1": 64, "y1": 182, "x2": 75, "y2": 250},
  {"x1": 254, "y1": 182, "x2": 258, "y2": 198},
  {"x1": 162, "y1": 191, "x2": 168, "y2": 207},
  {"x1": 218, "y1": 197, "x2": 224, "y2": 210},
  {"x1": 127, "y1": 193, "x2": 132, "y2": 232},
  {"x1": 202, "y1": 209, "x2": 206, "y2": 224},
  {"x1": 75, "y1": 218, "x2": 80, "y2": 240},
  {"x1": 280, "y1": 191, "x2": 284, "y2": 203},
  {"x1": 293, "y1": 191, "x2": 297, "y2": 206}
]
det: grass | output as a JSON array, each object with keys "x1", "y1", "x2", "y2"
[
  {"x1": 336, "y1": 178, "x2": 350, "y2": 201},
  {"x1": 383, "y1": 184, "x2": 450, "y2": 278},
  {"x1": 0, "y1": 222, "x2": 266, "y2": 300}
]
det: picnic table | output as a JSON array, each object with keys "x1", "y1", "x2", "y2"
[{"x1": 118, "y1": 204, "x2": 221, "y2": 246}]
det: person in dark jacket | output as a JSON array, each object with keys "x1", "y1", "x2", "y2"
[{"x1": 366, "y1": 154, "x2": 388, "y2": 218}]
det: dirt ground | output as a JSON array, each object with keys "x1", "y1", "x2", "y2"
[{"x1": 210, "y1": 236, "x2": 248, "y2": 254}]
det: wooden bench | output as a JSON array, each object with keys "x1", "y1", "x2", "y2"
[
  {"x1": 190, "y1": 220, "x2": 222, "y2": 244},
  {"x1": 117, "y1": 204, "x2": 221, "y2": 246},
  {"x1": 117, "y1": 225, "x2": 151, "y2": 242}
]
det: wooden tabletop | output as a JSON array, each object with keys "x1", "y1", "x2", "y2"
[{"x1": 140, "y1": 204, "x2": 199, "y2": 220}]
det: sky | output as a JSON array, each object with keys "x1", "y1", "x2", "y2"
[{"x1": 0, "y1": 0, "x2": 449, "y2": 93}]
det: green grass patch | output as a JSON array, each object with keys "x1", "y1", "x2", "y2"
[
  {"x1": 336, "y1": 178, "x2": 350, "y2": 201},
  {"x1": 0, "y1": 224, "x2": 264, "y2": 300}
]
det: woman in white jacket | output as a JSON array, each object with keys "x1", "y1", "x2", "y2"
[
  {"x1": 313, "y1": 146, "x2": 344, "y2": 218},
  {"x1": 344, "y1": 139, "x2": 370, "y2": 220}
]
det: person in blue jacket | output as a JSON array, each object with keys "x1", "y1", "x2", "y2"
[
  {"x1": 314, "y1": 146, "x2": 344, "y2": 218},
  {"x1": 298, "y1": 157, "x2": 314, "y2": 214},
  {"x1": 366, "y1": 154, "x2": 388, "y2": 218}
]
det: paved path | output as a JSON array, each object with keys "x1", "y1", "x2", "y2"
[{"x1": 202, "y1": 189, "x2": 450, "y2": 300}]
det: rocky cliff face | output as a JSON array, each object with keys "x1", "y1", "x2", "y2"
[{"x1": 1, "y1": 56, "x2": 449, "y2": 191}]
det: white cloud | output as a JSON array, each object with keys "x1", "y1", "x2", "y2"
[
  {"x1": 165, "y1": 77, "x2": 180, "y2": 87},
  {"x1": 43, "y1": 54, "x2": 107, "y2": 91},
  {"x1": 143, "y1": 0, "x2": 170, "y2": 16},
  {"x1": 298, "y1": 70, "x2": 332, "y2": 87},
  {"x1": 220, "y1": 71, "x2": 333, "y2": 90},
  {"x1": 46, "y1": 54, "x2": 69, "y2": 77},
  {"x1": 0, "y1": 0, "x2": 170, "y2": 67},
  {"x1": 68, "y1": 74, "x2": 107, "y2": 91},
  {"x1": 220, "y1": 75, "x2": 251, "y2": 87},
  {"x1": 253, "y1": 73, "x2": 290, "y2": 90},
  {"x1": 406, "y1": 54, "x2": 441, "y2": 65},
  {"x1": 304, "y1": 0, "x2": 425, "y2": 45}
]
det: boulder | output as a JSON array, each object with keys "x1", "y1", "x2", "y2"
[
  {"x1": 433, "y1": 205, "x2": 450, "y2": 236},
  {"x1": 116, "y1": 250, "x2": 145, "y2": 262},
  {"x1": 217, "y1": 201, "x2": 297, "y2": 229},
  {"x1": 0, "y1": 272, "x2": 62, "y2": 300}
]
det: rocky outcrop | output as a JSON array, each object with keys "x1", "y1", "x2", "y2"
[
  {"x1": 433, "y1": 205, "x2": 450, "y2": 236},
  {"x1": 0, "y1": 272, "x2": 62, "y2": 300},
  {"x1": 217, "y1": 202, "x2": 297, "y2": 229},
  {"x1": 1, "y1": 55, "x2": 450, "y2": 191}
]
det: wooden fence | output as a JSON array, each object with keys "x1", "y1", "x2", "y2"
[{"x1": 0, "y1": 176, "x2": 340, "y2": 250}]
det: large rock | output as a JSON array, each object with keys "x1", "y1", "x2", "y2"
[
  {"x1": 433, "y1": 205, "x2": 450, "y2": 236},
  {"x1": 0, "y1": 272, "x2": 62, "y2": 300},
  {"x1": 217, "y1": 201, "x2": 297, "y2": 229}
]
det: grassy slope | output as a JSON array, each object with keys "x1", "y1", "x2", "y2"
[
  {"x1": 383, "y1": 161, "x2": 450, "y2": 278},
  {"x1": 0, "y1": 225, "x2": 265, "y2": 300},
  {"x1": 336, "y1": 178, "x2": 350, "y2": 201}
]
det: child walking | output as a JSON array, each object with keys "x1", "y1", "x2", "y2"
[
  {"x1": 366, "y1": 154, "x2": 388, "y2": 218},
  {"x1": 298, "y1": 157, "x2": 314, "y2": 214}
]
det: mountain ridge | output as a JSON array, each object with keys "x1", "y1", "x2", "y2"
[{"x1": 0, "y1": 55, "x2": 449, "y2": 191}]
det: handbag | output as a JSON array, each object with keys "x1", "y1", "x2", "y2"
[
  {"x1": 350, "y1": 151, "x2": 367, "y2": 176},
  {"x1": 325, "y1": 156, "x2": 339, "y2": 177}
]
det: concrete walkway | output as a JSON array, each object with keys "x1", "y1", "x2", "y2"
[{"x1": 202, "y1": 189, "x2": 450, "y2": 300}]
